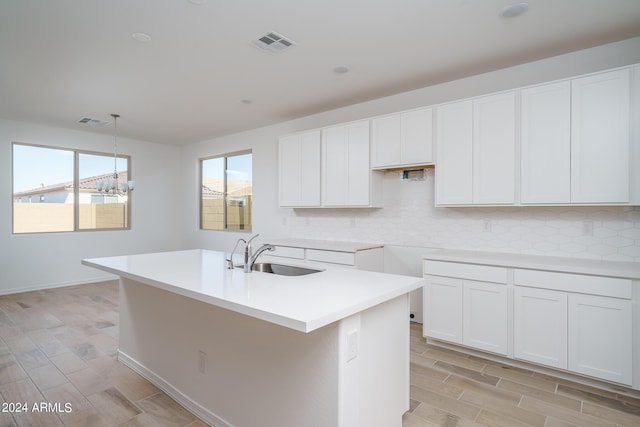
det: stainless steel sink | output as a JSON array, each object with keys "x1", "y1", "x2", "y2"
[{"x1": 251, "y1": 262, "x2": 322, "y2": 276}]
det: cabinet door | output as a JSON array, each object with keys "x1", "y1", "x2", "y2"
[
  {"x1": 571, "y1": 69, "x2": 630, "y2": 203},
  {"x1": 322, "y1": 126, "x2": 348, "y2": 206},
  {"x1": 279, "y1": 131, "x2": 321, "y2": 207},
  {"x1": 435, "y1": 101, "x2": 473, "y2": 205},
  {"x1": 514, "y1": 287, "x2": 568, "y2": 369},
  {"x1": 402, "y1": 107, "x2": 434, "y2": 165},
  {"x1": 463, "y1": 280, "x2": 508, "y2": 355},
  {"x1": 520, "y1": 82, "x2": 571, "y2": 204},
  {"x1": 322, "y1": 121, "x2": 370, "y2": 206},
  {"x1": 346, "y1": 121, "x2": 371, "y2": 206},
  {"x1": 473, "y1": 92, "x2": 516, "y2": 204},
  {"x1": 371, "y1": 114, "x2": 402, "y2": 168},
  {"x1": 423, "y1": 276, "x2": 463, "y2": 344},
  {"x1": 568, "y1": 294, "x2": 632, "y2": 385}
]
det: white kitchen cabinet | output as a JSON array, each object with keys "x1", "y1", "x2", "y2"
[
  {"x1": 424, "y1": 251, "x2": 638, "y2": 389},
  {"x1": 435, "y1": 100, "x2": 473, "y2": 205},
  {"x1": 514, "y1": 268, "x2": 634, "y2": 386},
  {"x1": 423, "y1": 276, "x2": 463, "y2": 344},
  {"x1": 264, "y1": 239, "x2": 384, "y2": 272},
  {"x1": 423, "y1": 261, "x2": 508, "y2": 355},
  {"x1": 514, "y1": 287, "x2": 568, "y2": 369},
  {"x1": 435, "y1": 92, "x2": 516, "y2": 206},
  {"x1": 279, "y1": 130, "x2": 321, "y2": 207},
  {"x1": 568, "y1": 294, "x2": 633, "y2": 385},
  {"x1": 520, "y1": 81, "x2": 572, "y2": 204},
  {"x1": 472, "y1": 92, "x2": 516, "y2": 204},
  {"x1": 463, "y1": 280, "x2": 509, "y2": 355},
  {"x1": 571, "y1": 68, "x2": 630, "y2": 203},
  {"x1": 371, "y1": 107, "x2": 434, "y2": 169},
  {"x1": 322, "y1": 120, "x2": 377, "y2": 207}
]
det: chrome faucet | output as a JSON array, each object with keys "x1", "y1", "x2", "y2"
[
  {"x1": 246, "y1": 243, "x2": 276, "y2": 273},
  {"x1": 227, "y1": 234, "x2": 275, "y2": 272},
  {"x1": 243, "y1": 234, "x2": 276, "y2": 273}
]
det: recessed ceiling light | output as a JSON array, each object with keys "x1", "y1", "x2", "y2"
[
  {"x1": 499, "y1": 2, "x2": 529, "y2": 18},
  {"x1": 333, "y1": 66, "x2": 350, "y2": 74},
  {"x1": 131, "y1": 32, "x2": 152, "y2": 43}
]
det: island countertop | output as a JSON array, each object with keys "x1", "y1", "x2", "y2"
[{"x1": 82, "y1": 249, "x2": 424, "y2": 333}]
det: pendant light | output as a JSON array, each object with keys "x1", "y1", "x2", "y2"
[{"x1": 96, "y1": 114, "x2": 134, "y2": 194}]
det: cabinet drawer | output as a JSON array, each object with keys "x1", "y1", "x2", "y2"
[
  {"x1": 423, "y1": 260, "x2": 507, "y2": 284},
  {"x1": 271, "y1": 246, "x2": 305, "y2": 260},
  {"x1": 307, "y1": 249, "x2": 355, "y2": 266},
  {"x1": 514, "y1": 269, "x2": 632, "y2": 299}
]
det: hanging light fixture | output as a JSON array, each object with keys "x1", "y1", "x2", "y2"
[{"x1": 96, "y1": 114, "x2": 134, "y2": 195}]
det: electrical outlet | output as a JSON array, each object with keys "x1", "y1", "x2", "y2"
[
  {"x1": 582, "y1": 220, "x2": 594, "y2": 236},
  {"x1": 198, "y1": 350, "x2": 207, "y2": 373}
]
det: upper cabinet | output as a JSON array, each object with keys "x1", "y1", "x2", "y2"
[
  {"x1": 570, "y1": 69, "x2": 630, "y2": 203},
  {"x1": 279, "y1": 130, "x2": 321, "y2": 207},
  {"x1": 520, "y1": 81, "x2": 572, "y2": 203},
  {"x1": 473, "y1": 92, "x2": 516, "y2": 204},
  {"x1": 521, "y1": 69, "x2": 631, "y2": 205},
  {"x1": 280, "y1": 64, "x2": 639, "y2": 209},
  {"x1": 435, "y1": 92, "x2": 516, "y2": 205},
  {"x1": 371, "y1": 107, "x2": 434, "y2": 169},
  {"x1": 279, "y1": 120, "x2": 381, "y2": 208},
  {"x1": 322, "y1": 120, "x2": 378, "y2": 207},
  {"x1": 437, "y1": 65, "x2": 638, "y2": 207},
  {"x1": 435, "y1": 101, "x2": 473, "y2": 205}
]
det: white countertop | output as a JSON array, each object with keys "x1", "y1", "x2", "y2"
[
  {"x1": 82, "y1": 249, "x2": 423, "y2": 333},
  {"x1": 265, "y1": 238, "x2": 383, "y2": 252},
  {"x1": 423, "y1": 249, "x2": 640, "y2": 280}
]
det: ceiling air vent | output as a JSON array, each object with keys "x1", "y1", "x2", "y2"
[
  {"x1": 79, "y1": 117, "x2": 110, "y2": 126},
  {"x1": 251, "y1": 31, "x2": 296, "y2": 54}
]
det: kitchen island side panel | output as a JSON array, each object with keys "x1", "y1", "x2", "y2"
[
  {"x1": 118, "y1": 277, "x2": 410, "y2": 427},
  {"x1": 118, "y1": 277, "x2": 340, "y2": 427}
]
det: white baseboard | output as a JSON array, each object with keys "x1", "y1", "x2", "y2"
[
  {"x1": 117, "y1": 350, "x2": 233, "y2": 427},
  {"x1": 0, "y1": 275, "x2": 118, "y2": 296}
]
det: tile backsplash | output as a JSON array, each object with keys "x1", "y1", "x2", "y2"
[{"x1": 285, "y1": 169, "x2": 640, "y2": 262}]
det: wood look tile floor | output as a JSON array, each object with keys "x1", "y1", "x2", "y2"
[
  {"x1": 2, "y1": 281, "x2": 639, "y2": 426},
  {"x1": 0, "y1": 281, "x2": 207, "y2": 427},
  {"x1": 406, "y1": 323, "x2": 640, "y2": 427}
]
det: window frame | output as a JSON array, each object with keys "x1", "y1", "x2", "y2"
[
  {"x1": 11, "y1": 141, "x2": 132, "y2": 234},
  {"x1": 199, "y1": 149, "x2": 252, "y2": 232}
]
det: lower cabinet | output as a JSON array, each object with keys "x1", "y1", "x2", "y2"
[
  {"x1": 265, "y1": 244, "x2": 384, "y2": 272},
  {"x1": 463, "y1": 280, "x2": 508, "y2": 355},
  {"x1": 423, "y1": 262, "x2": 508, "y2": 356},
  {"x1": 424, "y1": 259, "x2": 636, "y2": 388},
  {"x1": 514, "y1": 287, "x2": 568, "y2": 369},
  {"x1": 568, "y1": 293, "x2": 632, "y2": 385},
  {"x1": 423, "y1": 276, "x2": 462, "y2": 344}
]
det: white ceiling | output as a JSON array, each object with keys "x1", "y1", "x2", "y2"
[{"x1": 1, "y1": 0, "x2": 640, "y2": 146}]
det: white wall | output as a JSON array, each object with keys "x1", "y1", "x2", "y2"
[
  {"x1": 0, "y1": 119, "x2": 182, "y2": 293},
  {"x1": 181, "y1": 37, "x2": 640, "y2": 265},
  {"x1": 4, "y1": 37, "x2": 640, "y2": 294}
]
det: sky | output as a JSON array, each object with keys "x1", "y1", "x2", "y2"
[
  {"x1": 201, "y1": 152, "x2": 253, "y2": 187},
  {"x1": 12, "y1": 144, "x2": 128, "y2": 193}
]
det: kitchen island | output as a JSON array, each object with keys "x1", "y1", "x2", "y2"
[{"x1": 82, "y1": 249, "x2": 424, "y2": 427}]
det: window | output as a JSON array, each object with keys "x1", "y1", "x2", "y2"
[
  {"x1": 12, "y1": 142, "x2": 131, "y2": 234},
  {"x1": 200, "y1": 150, "x2": 252, "y2": 231}
]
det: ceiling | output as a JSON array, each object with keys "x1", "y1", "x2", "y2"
[{"x1": 1, "y1": 0, "x2": 640, "y2": 146}]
